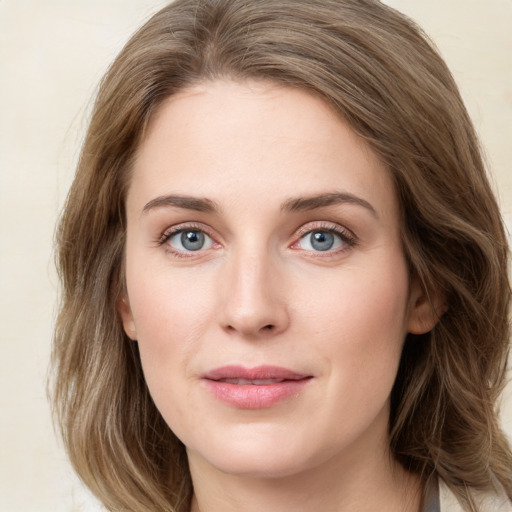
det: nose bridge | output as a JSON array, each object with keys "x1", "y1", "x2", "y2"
[{"x1": 221, "y1": 240, "x2": 288, "y2": 337}]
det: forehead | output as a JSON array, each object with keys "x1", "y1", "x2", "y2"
[{"x1": 129, "y1": 79, "x2": 397, "y2": 220}]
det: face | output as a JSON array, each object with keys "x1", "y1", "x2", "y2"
[{"x1": 120, "y1": 80, "x2": 432, "y2": 480}]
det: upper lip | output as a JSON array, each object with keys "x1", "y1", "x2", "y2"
[{"x1": 203, "y1": 365, "x2": 310, "y2": 382}]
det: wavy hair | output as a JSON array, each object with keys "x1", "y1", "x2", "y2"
[{"x1": 51, "y1": 1, "x2": 511, "y2": 510}]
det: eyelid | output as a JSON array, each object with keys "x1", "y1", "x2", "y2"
[
  {"x1": 158, "y1": 222, "x2": 222, "y2": 259},
  {"x1": 159, "y1": 222, "x2": 216, "y2": 244},
  {"x1": 294, "y1": 221, "x2": 355, "y2": 239},
  {"x1": 290, "y1": 221, "x2": 358, "y2": 253}
]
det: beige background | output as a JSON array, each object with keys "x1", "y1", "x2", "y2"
[{"x1": 0, "y1": 1, "x2": 510, "y2": 510}]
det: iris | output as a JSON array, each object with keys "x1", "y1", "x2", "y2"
[
  {"x1": 310, "y1": 231, "x2": 335, "y2": 251},
  {"x1": 181, "y1": 231, "x2": 205, "y2": 251}
]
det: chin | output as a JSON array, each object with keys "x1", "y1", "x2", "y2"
[
  {"x1": 209, "y1": 452, "x2": 313, "y2": 479},
  {"x1": 185, "y1": 425, "x2": 331, "y2": 480}
]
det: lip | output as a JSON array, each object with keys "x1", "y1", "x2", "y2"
[{"x1": 202, "y1": 365, "x2": 313, "y2": 409}]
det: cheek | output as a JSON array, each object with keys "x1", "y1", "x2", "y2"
[
  {"x1": 299, "y1": 256, "x2": 410, "y2": 390},
  {"x1": 126, "y1": 269, "x2": 211, "y2": 422},
  {"x1": 124, "y1": 262, "x2": 221, "y2": 408},
  {"x1": 128, "y1": 262, "x2": 215, "y2": 338},
  {"x1": 303, "y1": 262, "x2": 409, "y2": 342}
]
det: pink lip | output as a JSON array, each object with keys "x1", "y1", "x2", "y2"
[{"x1": 202, "y1": 365, "x2": 312, "y2": 409}]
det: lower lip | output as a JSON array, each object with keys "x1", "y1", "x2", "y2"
[{"x1": 204, "y1": 378, "x2": 311, "y2": 409}]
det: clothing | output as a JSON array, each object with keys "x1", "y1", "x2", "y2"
[
  {"x1": 424, "y1": 481, "x2": 512, "y2": 512},
  {"x1": 423, "y1": 480, "x2": 441, "y2": 512}
]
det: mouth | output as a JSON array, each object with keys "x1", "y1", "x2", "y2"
[
  {"x1": 216, "y1": 378, "x2": 291, "y2": 385},
  {"x1": 202, "y1": 365, "x2": 313, "y2": 409},
  {"x1": 203, "y1": 365, "x2": 310, "y2": 381}
]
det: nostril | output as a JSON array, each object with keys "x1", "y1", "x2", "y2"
[{"x1": 262, "y1": 324, "x2": 274, "y2": 331}]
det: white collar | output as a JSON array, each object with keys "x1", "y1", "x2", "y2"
[{"x1": 437, "y1": 481, "x2": 512, "y2": 512}]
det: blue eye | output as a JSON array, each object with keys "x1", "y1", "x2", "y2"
[
  {"x1": 167, "y1": 230, "x2": 214, "y2": 252},
  {"x1": 297, "y1": 230, "x2": 347, "y2": 252}
]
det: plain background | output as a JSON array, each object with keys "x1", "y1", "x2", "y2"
[{"x1": 1, "y1": 1, "x2": 511, "y2": 510}]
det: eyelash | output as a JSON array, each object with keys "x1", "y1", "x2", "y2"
[
  {"x1": 291, "y1": 222, "x2": 357, "y2": 256},
  {"x1": 158, "y1": 222, "x2": 219, "y2": 258},
  {"x1": 158, "y1": 221, "x2": 357, "y2": 258}
]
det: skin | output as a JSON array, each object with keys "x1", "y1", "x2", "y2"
[{"x1": 119, "y1": 80, "x2": 439, "y2": 512}]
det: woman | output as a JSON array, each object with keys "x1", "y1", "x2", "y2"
[{"x1": 51, "y1": 1, "x2": 512, "y2": 511}]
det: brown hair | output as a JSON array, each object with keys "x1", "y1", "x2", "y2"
[{"x1": 51, "y1": 1, "x2": 512, "y2": 510}]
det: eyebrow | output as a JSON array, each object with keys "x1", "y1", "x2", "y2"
[
  {"x1": 141, "y1": 191, "x2": 377, "y2": 218},
  {"x1": 281, "y1": 192, "x2": 378, "y2": 218},
  {"x1": 142, "y1": 195, "x2": 220, "y2": 214}
]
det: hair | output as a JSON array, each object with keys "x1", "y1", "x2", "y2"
[{"x1": 51, "y1": 1, "x2": 511, "y2": 510}]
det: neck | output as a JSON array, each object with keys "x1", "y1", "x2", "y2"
[{"x1": 188, "y1": 445, "x2": 423, "y2": 512}]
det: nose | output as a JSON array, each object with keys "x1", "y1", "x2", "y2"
[{"x1": 219, "y1": 248, "x2": 290, "y2": 338}]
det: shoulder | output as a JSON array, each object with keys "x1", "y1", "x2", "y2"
[{"x1": 440, "y1": 482, "x2": 512, "y2": 512}]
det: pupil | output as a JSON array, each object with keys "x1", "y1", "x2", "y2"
[
  {"x1": 181, "y1": 231, "x2": 204, "y2": 251},
  {"x1": 311, "y1": 231, "x2": 334, "y2": 251}
]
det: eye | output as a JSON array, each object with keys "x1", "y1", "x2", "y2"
[
  {"x1": 294, "y1": 227, "x2": 355, "y2": 253},
  {"x1": 166, "y1": 229, "x2": 214, "y2": 252},
  {"x1": 298, "y1": 230, "x2": 342, "y2": 251}
]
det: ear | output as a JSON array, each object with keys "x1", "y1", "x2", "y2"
[
  {"x1": 406, "y1": 277, "x2": 447, "y2": 335},
  {"x1": 117, "y1": 294, "x2": 137, "y2": 340}
]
